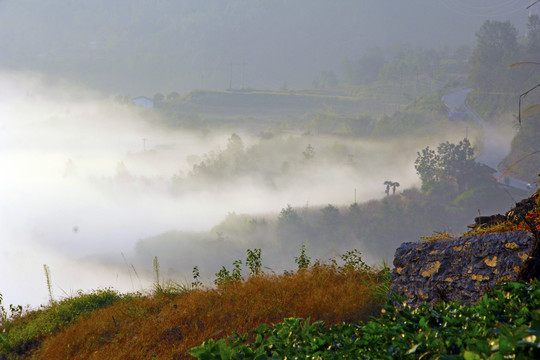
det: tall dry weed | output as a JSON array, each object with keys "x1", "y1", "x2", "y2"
[{"x1": 38, "y1": 264, "x2": 383, "y2": 360}]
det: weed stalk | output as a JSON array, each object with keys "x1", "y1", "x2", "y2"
[{"x1": 43, "y1": 264, "x2": 54, "y2": 305}]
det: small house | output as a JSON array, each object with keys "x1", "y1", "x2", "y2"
[{"x1": 132, "y1": 96, "x2": 154, "y2": 108}]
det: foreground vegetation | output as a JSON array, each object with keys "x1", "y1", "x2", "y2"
[
  {"x1": 2, "y1": 240, "x2": 540, "y2": 359},
  {"x1": 190, "y1": 279, "x2": 540, "y2": 360},
  {"x1": 188, "y1": 196, "x2": 540, "y2": 359},
  {"x1": 0, "y1": 250, "x2": 386, "y2": 359},
  {"x1": 2, "y1": 189, "x2": 539, "y2": 359},
  {"x1": 2, "y1": 264, "x2": 539, "y2": 359}
]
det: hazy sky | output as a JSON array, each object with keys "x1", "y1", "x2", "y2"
[{"x1": 0, "y1": 0, "x2": 535, "y2": 94}]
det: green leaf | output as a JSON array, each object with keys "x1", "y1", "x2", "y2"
[
  {"x1": 302, "y1": 317, "x2": 311, "y2": 332},
  {"x1": 188, "y1": 340, "x2": 217, "y2": 358},
  {"x1": 488, "y1": 353, "x2": 504, "y2": 360},
  {"x1": 253, "y1": 324, "x2": 269, "y2": 335},
  {"x1": 419, "y1": 316, "x2": 428, "y2": 328},
  {"x1": 463, "y1": 350, "x2": 482, "y2": 360},
  {"x1": 498, "y1": 336, "x2": 516, "y2": 355}
]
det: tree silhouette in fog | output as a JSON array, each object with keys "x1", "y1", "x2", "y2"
[{"x1": 303, "y1": 144, "x2": 315, "y2": 160}]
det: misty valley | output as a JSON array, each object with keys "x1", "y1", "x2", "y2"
[
  {"x1": 0, "y1": 62, "x2": 528, "y2": 306},
  {"x1": 1, "y1": 2, "x2": 540, "y2": 359}
]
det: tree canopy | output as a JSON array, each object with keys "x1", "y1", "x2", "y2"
[
  {"x1": 415, "y1": 138, "x2": 480, "y2": 191},
  {"x1": 469, "y1": 20, "x2": 519, "y2": 92}
]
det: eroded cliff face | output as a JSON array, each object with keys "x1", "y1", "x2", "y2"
[{"x1": 389, "y1": 231, "x2": 537, "y2": 307}]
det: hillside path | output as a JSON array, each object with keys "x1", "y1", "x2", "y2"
[{"x1": 442, "y1": 88, "x2": 532, "y2": 191}]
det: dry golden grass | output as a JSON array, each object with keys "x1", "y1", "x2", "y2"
[{"x1": 36, "y1": 264, "x2": 383, "y2": 360}]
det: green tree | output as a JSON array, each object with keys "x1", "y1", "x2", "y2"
[
  {"x1": 153, "y1": 92, "x2": 165, "y2": 106},
  {"x1": 414, "y1": 147, "x2": 439, "y2": 184},
  {"x1": 348, "y1": 202, "x2": 361, "y2": 216},
  {"x1": 302, "y1": 144, "x2": 315, "y2": 160},
  {"x1": 278, "y1": 205, "x2": 301, "y2": 226},
  {"x1": 246, "y1": 249, "x2": 262, "y2": 276},
  {"x1": 527, "y1": 15, "x2": 540, "y2": 58},
  {"x1": 469, "y1": 20, "x2": 519, "y2": 92},
  {"x1": 319, "y1": 204, "x2": 340, "y2": 228},
  {"x1": 226, "y1": 133, "x2": 244, "y2": 155},
  {"x1": 415, "y1": 138, "x2": 479, "y2": 191},
  {"x1": 167, "y1": 91, "x2": 180, "y2": 101},
  {"x1": 294, "y1": 243, "x2": 311, "y2": 270}
]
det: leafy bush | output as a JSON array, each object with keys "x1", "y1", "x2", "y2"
[
  {"x1": 294, "y1": 243, "x2": 311, "y2": 270},
  {"x1": 189, "y1": 279, "x2": 540, "y2": 359},
  {"x1": 214, "y1": 249, "x2": 263, "y2": 285}
]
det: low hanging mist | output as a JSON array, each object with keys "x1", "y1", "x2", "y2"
[
  {"x1": 0, "y1": 70, "x2": 452, "y2": 308},
  {"x1": 0, "y1": 62, "x2": 523, "y2": 309}
]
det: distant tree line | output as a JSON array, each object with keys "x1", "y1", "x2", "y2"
[
  {"x1": 137, "y1": 139, "x2": 521, "y2": 272},
  {"x1": 338, "y1": 44, "x2": 470, "y2": 88}
]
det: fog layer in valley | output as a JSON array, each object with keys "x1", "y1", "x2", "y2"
[{"x1": 0, "y1": 71, "x2": 447, "y2": 307}]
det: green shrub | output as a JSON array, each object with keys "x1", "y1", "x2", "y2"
[{"x1": 189, "y1": 279, "x2": 540, "y2": 359}]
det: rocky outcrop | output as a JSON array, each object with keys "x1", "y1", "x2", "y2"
[{"x1": 389, "y1": 231, "x2": 538, "y2": 307}]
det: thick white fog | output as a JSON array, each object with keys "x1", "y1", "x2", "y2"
[{"x1": 0, "y1": 71, "x2": 433, "y2": 308}]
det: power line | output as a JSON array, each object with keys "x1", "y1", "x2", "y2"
[{"x1": 528, "y1": 0, "x2": 540, "y2": 10}]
